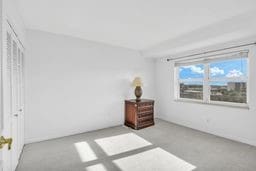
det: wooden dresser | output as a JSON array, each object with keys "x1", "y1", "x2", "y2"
[{"x1": 125, "y1": 99, "x2": 154, "y2": 130}]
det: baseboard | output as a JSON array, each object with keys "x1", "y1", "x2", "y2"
[
  {"x1": 25, "y1": 117, "x2": 256, "y2": 147},
  {"x1": 25, "y1": 124, "x2": 122, "y2": 144},
  {"x1": 156, "y1": 117, "x2": 256, "y2": 147},
  {"x1": 16, "y1": 144, "x2": 25, "y2": 170}
]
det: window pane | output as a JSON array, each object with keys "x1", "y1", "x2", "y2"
[
  {"x1": 210, "y1": 81, "x2": 247, "y2": 103},
  {"x1": 179, "y1": 64, "x2": 204, "y2": 79},
  {"x1": 180, "y1": 82, "x2": 203, "y2": 100},
  {"x1": 210, "y1": 58, "x2": 247, "y2": 78}
]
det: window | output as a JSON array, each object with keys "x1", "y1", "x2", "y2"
[
  {"x1": 179, "y1": 64, "x2": 204, "y2": 100},
  {"x1": 175, "y1": 51, "x2": 248, "y2": 106}
]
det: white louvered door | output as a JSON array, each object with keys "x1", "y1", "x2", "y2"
[
  {"x1": 0, "y1": 22, "x2": 14, "y2": 171},
  {"x1": 11, "y1": 38, "x2": 19, "y2": 170},
  {"x1": 1, "y1": 21, "x2": 24, "y2": 171},
  {"x1": 17, "y1": 44, "x2": 24, "y2": 155}
]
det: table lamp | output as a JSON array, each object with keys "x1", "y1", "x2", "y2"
[{"x1": 132, "y1": 77, "x2": 143, "y2": 101}]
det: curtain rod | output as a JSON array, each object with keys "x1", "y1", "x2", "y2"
[{"x1": 166, "y1": 42, "x2": 256, "y2": 62}]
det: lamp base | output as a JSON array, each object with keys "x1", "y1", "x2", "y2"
[{"x1": 135, "y1": 86, "x2": 142, "y2": 101}]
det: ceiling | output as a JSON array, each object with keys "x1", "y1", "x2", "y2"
[{"x1": 16, "y1": 0, "x2": 256, "y2": 50}]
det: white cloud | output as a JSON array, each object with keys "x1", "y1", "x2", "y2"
[
  {"x1": 226, "y1": 69, "x2": 243, "y2": 78},
  {"x1": 210, "y1": 67, "x2": 224, "y2": 76},
  {"x1": 182, "y1": 65, "x2": 204, "y2": 74}
]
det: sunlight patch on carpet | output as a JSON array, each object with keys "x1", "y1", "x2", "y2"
[
  {"x1": 74, "y1": 141, "x2": 97, "y2": 162},
  {"x1": 113, "y1": 147, "x2": 196, "y2": 171},
  {"x1": 95, "y1": 133, "x2": 152, "y2": 156},
  {"x1": 85, "y1": 163, "x2": 107, "y2": 171}
]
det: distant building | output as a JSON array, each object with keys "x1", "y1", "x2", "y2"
[
  {"x1": 210, "y1": 85, "x2": 227, "y2": 96},
  {"x1": 227, "y1": 82, "x2": 246, "y2": 91}
]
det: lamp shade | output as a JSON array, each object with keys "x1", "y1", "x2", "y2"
[{"x1": 132, "y1": 77, "x2": 143, "y2": 87}]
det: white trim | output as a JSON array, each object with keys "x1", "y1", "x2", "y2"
[
  {"x1": 245, "y1": 54, "x2": 250, "y2": 105},
  {"x1": 25, "y1": 124, "x2": 123, "y2": 144},
  {"x1": 174, "y1": 66, "x2": 180, "y2": 99},
  {"x1": 175, "y1": 99, "x2": 249, "y2": 109},
  {"x1": 179, "y1": 78, "x2": 203, "y2": 82},
  {"x1": 175, "y1": 98, "x2": 203, "y2": 103},
  {"x1": 203, "y1": 63, "x2": 210, "y2": 103},
  {"x1": 158, "y1": 117, "x2": 256, "y2": 147}
]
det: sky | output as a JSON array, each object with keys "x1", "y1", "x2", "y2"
[{"x1": 179, "y1": 58, "x2": 247, "y2": 85}]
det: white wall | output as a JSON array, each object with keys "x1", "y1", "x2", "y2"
[
  {"x1": 25, "y1": 30, "x2": 155, "y2": 144},
  {"x1": 155, "y1": 45, "x2": 256, "y2": 146},
  {"x1": 3, "y1": 0, "x2": 25, "y2": 43},
  {"x1": 143, "y1": 10, "x2": 256, "y2": 58},
  {"x1": 24, "y1": 20, "x2": 256, "y2": 147}
]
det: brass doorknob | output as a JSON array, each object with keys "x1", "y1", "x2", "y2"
[{"x1": 0, "y1": 136, "x2": 12, "y2": 150}]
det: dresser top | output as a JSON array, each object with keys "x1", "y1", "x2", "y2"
[{"x1": 125, "y1": 99, "x2": 154, "y2": 103}]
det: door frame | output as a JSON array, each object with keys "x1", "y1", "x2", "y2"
[
  {"x1": 1, "y1": 18, "x2": 25, "y2": 171},
  {"x1": 0, "y1": 0, "x2": 3, "y2": 168}
]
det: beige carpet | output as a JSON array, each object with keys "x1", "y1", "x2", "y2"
[{"x1": 17, "y1": 119, "x2": 256, "y2": 171}]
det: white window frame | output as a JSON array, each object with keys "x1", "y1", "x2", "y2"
[
  {"x1": 176, "y1": 63, "x2": 205, "y2": 102},
  {"x1": 174, "y1": 50, "x2": 249, "y2": 108}
]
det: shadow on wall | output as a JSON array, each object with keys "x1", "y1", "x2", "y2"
[{"x1": 143, "y1": 10, "x2": 256, "y2": 57}]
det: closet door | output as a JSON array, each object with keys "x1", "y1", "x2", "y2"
[
  {"x1": 11, "y1": 38, "x2": 19, "y2": 170},
  {"x1": 17, "y1": 46, "x2": 24, "y2": 154},
  {"x1": 1, "y1": 20, "x2": 25, "y2": 171},
  {"x1": 20, "y1": 51, "x2": 25, "y2": 150},
  {"x1": 8, "y1": 22, "x2": 24, "y2": 171},
  {"x1": 0, "y1": 25, "x2": 13, "y2": 171}
]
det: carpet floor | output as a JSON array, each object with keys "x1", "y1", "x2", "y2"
[{"x1": 17, "y1": 119, "x2": 256, "y2": 171}]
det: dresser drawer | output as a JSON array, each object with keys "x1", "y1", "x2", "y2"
[
  {"x1": 138, "y1": 106, "x2": 153, "y2": 113},
  {"x1": 137, "y1": 111, "x2": 153, "y2": 118},
  {"x1": 138, "y1": 115, "x2": 153, "y2": 122},
  {"x1": 137, "y1": 119, "x2": 154, "y2": 129},
  {"x1": 138, "y1": 102, "x2": 153, "y2": 107}
]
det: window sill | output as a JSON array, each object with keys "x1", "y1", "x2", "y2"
[{"x1": 174, "y1": 98, "x2": 250, "y2": 109}]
